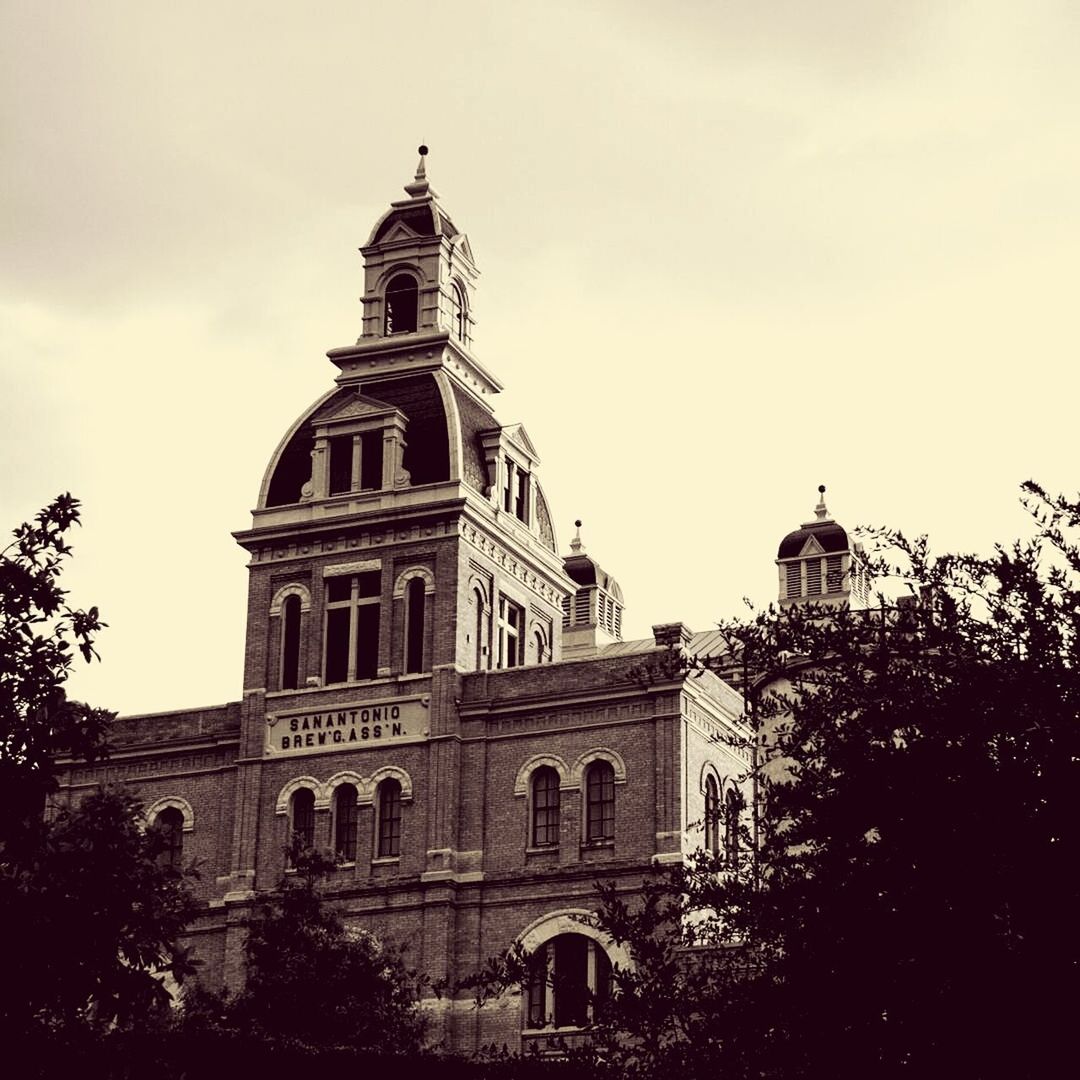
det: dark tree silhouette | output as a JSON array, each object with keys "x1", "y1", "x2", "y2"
[{"x1": 588, "y1": 481, "x2": 1080, "y2": 1079}]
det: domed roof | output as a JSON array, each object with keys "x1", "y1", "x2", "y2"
[
  {"x1": 563, "y1": 524, "x2": 624, "y2": 602},
  {"x1": 777, "y1": 487, "x2": 849, "y2": 559},
  {"x1": 777, "y1": 521, "x2": 849, "y2": 559},
  {"x1": 364, "y1": 146, "x2": 460, "y2": 247}
]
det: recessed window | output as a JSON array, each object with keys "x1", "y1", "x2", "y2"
[
  {"x1": 290, "y1": 787, "x2": 316, "y2": 856},
  {"x1": 324, "y1": 571, "x2": 381, "y2": 684},
  {"x1": 451, "y1": 282, "x2": 469, "y2": 344},
  {"x1": 526, "y1": 935, "x2": 611, "y2": 1029},
  {"x1": 472, "y1": 588, "x2": 487, "y2": 671},
  {"x1": 280, "y1": 594, "x2": 302, "y2": 691},
  {"x1": 385, "y1": 274, "x2": 418, "y2": 335},
  {"x1": 497, "y1": 596, "x2": 523, "y2": 669},
  {"x1": 533, "y1": 628, "x2": 547, "y2": 665},
  {"x1": 404, "y1": 576, "x2": 426, "y2": 675},
  {"x1": 531, "y1": 767, "x2": 560, "y2": 847},
  {"x1": 153, "y1": 807, "x2": 184, "y2": 869},
  {"x1": 333, "y1": 784, "x2": 358, "y2": 863},
  {"x1": 724, "y1": 787, "x2": 743, "y2": 864},
  {"x1": 376, "y1": 778, "x2": 402, "y2": 858},
  {"x1": 585, "y1": 760, "x2": 615, "y2": 843},
  {"x1": 704, "y1": 775, "x2": 720, "y2": 855}
]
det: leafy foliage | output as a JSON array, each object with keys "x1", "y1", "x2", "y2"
[
  {"x1": 0, "y1": 493, "x2": 112, "y2": 836},
  {"x1": 178, "y1": 844, "x2": 429, "y2": 1056},
  {"x1": 0, "y1": 496, "x2": 199, "y2": 1044},
  {"x1": 588, "y1": 481, "x2": 1080, "y2": 1078},
  {"x1": 1, "y1": 785, "x2": 201, "y2": 1036}
]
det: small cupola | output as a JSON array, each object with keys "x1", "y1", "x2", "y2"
[
  {"x1": 358, "y1": 146, "x2": 479, "y2": 347},
  {"x1": 561, "y1": 522, "x2": 624, "y2": 658},
  {"x1": 776, "y1": 486, "x2": 870, "y2": 609}
]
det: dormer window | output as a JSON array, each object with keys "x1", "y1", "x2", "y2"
[
  {"x1": 385, "y1": 274, "x2": 418, "y2": 334},
  {"x1": 503, "y1": 458, "x2": 529, "y2": 524},
  {"x1": 327, "y1": 431, "x2": 384, "y2": 496}
]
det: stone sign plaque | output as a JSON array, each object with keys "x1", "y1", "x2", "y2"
[{"x1": 265, "y1": 695, "x2": 429, "y2": 756}]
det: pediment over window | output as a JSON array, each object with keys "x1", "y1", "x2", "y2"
[
  {"x1": 314, "y1": 392, "x2": 400, "y2": 427},
  {"x1": 504, "y1": 423, "x2": 540, "y2": 465},
  {"x1": 379, "y1": 220, "x2": 423, "y2": 245}
]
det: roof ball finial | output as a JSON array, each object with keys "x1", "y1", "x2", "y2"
[
  {"x1": 405, "y1": 143, "x2": 433, "y2": 198},
  {"x1": 815, "y1": 484, "x2": 829, "y2": 521},
  {"x1": 570, "y1": 519, "x2": 585, "y2": 554}
]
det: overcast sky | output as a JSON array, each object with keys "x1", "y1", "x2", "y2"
[{"x1": 3, "y1": 1, "x2": 1078, "y2": 715}]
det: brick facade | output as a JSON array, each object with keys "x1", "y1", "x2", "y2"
[{"x1": 57, "y1": 153, "x2": 751, "y2": 1054}]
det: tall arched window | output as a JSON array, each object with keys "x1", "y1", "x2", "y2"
[
  {"x1": 376, "y1": 779, "x2": 402, "y2": 857},
  {"x1": 526, "y1": 934, "x2": 611, "y2": 1029},
  {"x1": 333, "y1": 784, "x2": 358, "y2": 862},
  {"x1": 451, "y1": 282, "x2": 469, "y2": 344},
  {"x1": 704, "y1": 775, "x2": 720, "y2": 855},
  {"x1": 290, "y1": 787, "x2": 316, "y2": 854},
  {"x1": 724, "y1": 787, "x2": 742, "y2": 864},
  {"x1": 281, "y1": 593, "x2": 302, "y2": 690},
  {"x1": 473, "y1": 587, "x2": 486, "y2": 670},
  {"x1": 585, "y1": 761, "x2": 615, "y2": 842},
  {"x1": 153, "y1": 806, "x2": 185, "y2": 869},
  {"x1": 531, "y1": 767, "x2": 560, "y2": 848},
  {"x1": 384, "y1": 274, "x2": 418, "y2": 334},
  {"x1": 404, "y1": 576, "x2": 426, "y2": 674}
]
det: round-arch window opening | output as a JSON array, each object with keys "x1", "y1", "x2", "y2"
[
  {"x1": 385, "y1": 274, "x2": 419, "y2": 334},
  {"x1": 526, "y1": 933, "x2": 611, "y2": 1029}
]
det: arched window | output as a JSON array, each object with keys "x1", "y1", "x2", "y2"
[
  {"x1": 704, "y1": 775, "x2": 720, "y2": 855},
  {"x1": 404, "y1": 576, "x2": 426, "y2": 674},
  {"x1": 533, "y1": 628, "x2": 547, "y2": 665},
  {"x1": 153, "y1": 806, "x2": 184, "y2": 869},
  {"x1": 290, "y1": 787, "x2": 316, "y2": 854},
  {"x1": 333, "y1": 784, "x2": 358, "y2": 863},
  {"x1": 281, "y1": 593, "x2": 302, "y2": 690},
  {"x1": 526, "y1": 934, "x2": 611, "y2": 1030},
  {"x1": 585, "y1": 761, "x2": 615, "y2": 843},
  {"x1": 724, "y1": 787, "x2": 742, "y2": 864},
  {"x1": 384, "y1": 274, "x2": 418, "y2": 334},
  {"x1": 472, "y1": 587, "x2": 486, "y2": 671},
  {"x1": 376, "y1": 779, "x2": 402, "y2": 858},
  {"x1": 531, "y1": 767, "x2": 560, "y2": 848},
  {"x1": 451, "y1": 282, "x2": 469, "y2": 344}
]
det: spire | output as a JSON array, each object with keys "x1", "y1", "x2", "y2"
[
  {"x1": 404, "y1": 144, "x2": 437, "y2": 199},
  {"x1": 569, "y1": 519, "x2": 584, "y2": 554},
  {"x1": 814, "y1": 484, "x2": 830, "y2": 521}
]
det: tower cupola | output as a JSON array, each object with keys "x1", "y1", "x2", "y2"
[
  {"x1": 777, "y1": 486, "x2": 870, "y2": 609},
  {"x1": 358, "y1": 146, "x2": 478, "y2": 348},
  {"x1": 561, "y1": 522, "x2": 625, "y2": 657}
]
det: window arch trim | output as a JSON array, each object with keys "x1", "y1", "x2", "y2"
[
  {"x1": 516, "y1": 909, "x2": 629, "y2": 969},
  {"x1": 369, "y1": 765, "x2": 413, "y2": 801},
  {"x1": 275, "y1": 776, "x2": 325, "y2": 814},
  {"x1": 569, "y1": 748, "x2": 627, "y2": 789},
  {"x1": 392, "y1": 566, "x2": 436, "y2": 598},
  {"x1": 325, "y1": 770, "x2": 371, "y2": 804},
  {"x1": 514, "y1": 753, "x2": 570, "y2": 797},
  {"x1": 269, "y1": 583, "x2": 312, "y2": 616},
  {"x1": 144, "y1": 795, "x2": 194, "y2": 833}
]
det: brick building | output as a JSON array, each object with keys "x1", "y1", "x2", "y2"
[{"x1": 57, "y1": 151, "x2": 861, "y2": 1053}]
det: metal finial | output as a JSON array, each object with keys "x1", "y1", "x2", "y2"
[
  {"x1": 570, "y1": 519, "x2": 584, "y2": 554},
  {"x1": 405, "y1": 144, "x2": 434, "y2": 197},
  {"x1": 814, "y1": 485, "x2": 829, "y2": 521}
]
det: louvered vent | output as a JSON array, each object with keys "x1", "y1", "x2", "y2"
[
  {"x1": 574, "y1": 589, "x2": 591, "y2": 625},
  {"x1": 786, "y1": 562, "x2": 801, "y2": 599},
  {"x1": 613, "y1": 603, "x2": 622, "y2": 638},
  {"x1": 561, "y1": 594, "x2": 571, "y2": 629},
  {"x1": 826, "y1": 554, "x2": 843, "y2": 593},
  {"x1": 806, "y1": 559, "x2": 822, "y2": 596}
]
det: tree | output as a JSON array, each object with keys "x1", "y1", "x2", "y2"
[
  {"x1": 0, "y1": 493, "x2": 112, "y2": 839},
  {"x1": 179, "y1": 844, "x2": 428, "y2": 1057},
  {"x1": 588, "y1": 481, "x2": 1080, "y2": 1079},
  {"x1": 0, "y1": 496, "x2": 199, "y2": 1043}
]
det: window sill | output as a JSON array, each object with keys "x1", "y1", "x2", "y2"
[
  {"x1": 525, "y1": 844, "x2": 560, "y2": 856},
  {"x1": 334, "y1": 861, "x2": 356, "y2": 869},
  {"x1": 580, "y1": 839, "x2": 615, "y2": 852},
  {"x1": 372, "y1": 856, "x2": 400, "y2": 866}
]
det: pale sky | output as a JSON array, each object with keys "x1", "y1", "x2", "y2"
[{"x1": 3, "y1": 1, "x2": 1078, "y2": 715}]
